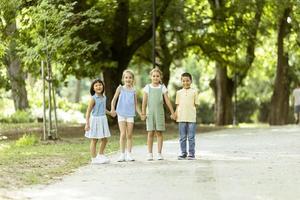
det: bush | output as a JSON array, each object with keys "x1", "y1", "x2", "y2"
[
  {"x1": 15, "y1": 133, "x2": 39, "y2": 147},
  {"x1": 0, "y1": 110, "x2": 35, "y2": 123},
  {"x1": 258, "y1": 101, "x2": 270, "y2": 123},
  {"x1": 236, "y1": 99, "x2": 259, "y2": 123},
  {"x1": 198, "y1": 102, "x2": 214, "y2": 124},
  {"x1": 10, "y1": 110, "x2": 35, "y2": 123}
]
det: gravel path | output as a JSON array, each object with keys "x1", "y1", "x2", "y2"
[{"x1": 3, "y1": 125, "x2": 300, "y2": 200}]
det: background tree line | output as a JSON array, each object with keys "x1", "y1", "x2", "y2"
[{"x1": 1, "y1": 0, "x2": 300, "y2": 126}]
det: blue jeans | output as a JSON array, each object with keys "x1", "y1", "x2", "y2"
[{"x1": 178, "y1": 122, "x2": 196, "y2": 156}]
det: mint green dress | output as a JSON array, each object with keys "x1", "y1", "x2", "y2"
[{"x1": 146, "y1": 85, "x2": 165, "y2": 131}]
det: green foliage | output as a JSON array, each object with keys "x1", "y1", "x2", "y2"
[
  {"x1": 258, "y1": 100, "x2": 270, "y2": 123},
  {"x1": 198, "y1": 101, "x2": 214, "y2": 124},
  {"x1": 15, "y1": 133, "x2": 39, "y2": 147},
  {"x1": 18, "y1": 0, "x2": 100, "y2": 80},
  {"x1": 0, "y1": 110, "x2": 35, "y2": 123},
  {"x1": 57, "y1": 98, "x2": 86, "y2": 113},
  {"x1": 236, "y1": 99, "x2": 259, "y2": 123}
]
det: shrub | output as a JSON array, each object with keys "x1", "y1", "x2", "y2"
[
  {"x1": 198, "y1": 102, "x2": 214, "y2": 124},
  {"x1": 236, "y1": 99, "x2": 259, "y2": 123},
  {"x1": 15, "y1": 133, "x2": 39, "y2": 147},
  {"x1": 0, "y1": 110, "x2": 35, "y2": 123},
  {"x1": 258, "y1": 101, "x2": 270, "y2": 123},
  {"x1": 9, "y1": 110, "x2": 35, "y2": 123}
]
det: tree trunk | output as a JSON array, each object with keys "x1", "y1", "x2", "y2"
[
  {"x1": 3, "y1": 19, "x2": 29, "y2": 111},
  {"x1": 269, "y1": 7, "x2": 291, "y2": 125},
  {"x1": 103, "y1": 58, "x2": 129, "y2": 108},
  {"x1": 210, "y1": 63, "x2": 234, "y2": 125},
  {"x1": 74, "y1": 79, "x2": 81, "y2": 103},
  {"x1": 158, "y1": 27, "x2": 172, "y2": 86},
  {"x1": 103, "y1": 0, "x2": 171, "y2": 103}
]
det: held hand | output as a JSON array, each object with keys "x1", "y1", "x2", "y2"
[
  {"x1": 170, "y1": 113, "x2": 176, "y2": 121},
  {"x1": 170, "y1": 114, "x2": 174, "y2": 120},
  {"x1": 111, "y1": 110, "x2": 117, "y2": 118},
  {"x1": 141, "y1": 114, "x2": 146, "y2": 121}
]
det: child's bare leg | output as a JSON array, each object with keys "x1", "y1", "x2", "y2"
[
  {"x1": 98, "y1": 138, "x2": 108, "y2": 155},
  {"x1": 118, "y1": 121, "x2": 127, "y2": 153},
  {"x1": 156, "y1": 131, "x2": 163, "y2": 153},
  {"x1": 126, "y1": 122, "x2": 134, "y2": 153},
  {"x1": 147, "y1": 131, "x2": 154, "y2": 153},
  {"x1": 90, "y1": 139, "x2": 98, "y2": 158}
]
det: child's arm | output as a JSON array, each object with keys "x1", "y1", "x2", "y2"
[
  {"x1": 110, "y1": 86, "x2": 121, "y2": 117},
  {"x1": 174, "y1": 91, "x2": 179, "y2": 120},
  {"x1": 163, "y1": 92, "x2": 175, "y2": 120},
  {"x1": 174, "y1": 104, "x2": 179, "y2": 120},
  {"x1": 141, "y1": 92, "x2": 148, "y2": 121},
  {"x1": 106, "y1": 109, "x2": 112, "y2": 116},
  {"x1": 85, "y1": 97, "x2": 95, "y2": 131},
  {"x1": 135, "y1": 93, "x2": 142, "y2": 118}
]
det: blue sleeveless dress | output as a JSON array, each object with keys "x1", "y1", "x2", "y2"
[
  {"x1": 85, "y1": 94, "x2": 111, "y2": 139},
  {"x1": 116, "y1": 86, "x2": 136, "y2": 117}
]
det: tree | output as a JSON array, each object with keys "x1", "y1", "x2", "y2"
[
  {"x1": 72, "y1": 0, "x2": 172, "y2": 106},
  {"x1": 269, "y1": 1, "x2": 293, "y2": 125},
  {"x1": 0, "y1": 0, "x2": 29, "y2": 110},
  {"x1": 197, "y1": 0, "x2": 265, "y2": 125}
]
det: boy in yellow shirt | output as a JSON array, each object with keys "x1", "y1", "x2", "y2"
[{"x1": 175, "y1": 72, "x2": 199, "y2": 160}]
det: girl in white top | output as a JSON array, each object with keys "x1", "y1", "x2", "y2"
[{"x1": 141, "y1": 67, "x2": 176, "y2": 161}]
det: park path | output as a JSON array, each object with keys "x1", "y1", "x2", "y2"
[{"x1": 4, "y1": 125, "x2": 300, "y2": 200}]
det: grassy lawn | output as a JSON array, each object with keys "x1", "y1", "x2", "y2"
[
  {"x1": 0, "y1": 122, "x2": 222, "y2": 189},
  {"x1": 0, "y1": 123, "x2": 180, "y2": 189}
]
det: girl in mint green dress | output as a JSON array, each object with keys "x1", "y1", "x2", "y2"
[{"x1": 141, "y1": 67, "x2": 175, "y2": 161}]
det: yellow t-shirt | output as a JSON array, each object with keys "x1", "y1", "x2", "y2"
[{"x1": 175, "y1": 88, "x2": 199, "y2": 122}]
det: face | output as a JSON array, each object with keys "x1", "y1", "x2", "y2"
[
  {"x1": 151, "y1": 71, "x2": 161, "y2": 85},
  {"x1": 93, "y1": 82, "x2": 104, "y2": 94},
  {"x1": 181, "y1": 76, "x2": 192, "y2": 89},
  {"x1": 123, "y1": 72, "x2": 134, "y2": 86}
]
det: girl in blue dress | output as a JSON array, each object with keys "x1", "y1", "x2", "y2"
[
  {"x1": 85, "y1": 79, "x2": 112, "y2": 164},
  {"x1": 111, "y1": 70, "x2": 141, "y2": 162}
]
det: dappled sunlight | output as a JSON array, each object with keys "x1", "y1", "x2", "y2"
[
  {"x1": 31, "y1": 108, "x2": 85, "y2": 123},
  {"x1": 0, "y1": 143, "x2": 10, "y2": 151}
]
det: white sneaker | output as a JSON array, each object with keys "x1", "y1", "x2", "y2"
[
  {"x1": 91, "y1": 156, "x2": 106, "y2": 164},
  {"x1": 126, "y1": 153, "x2": 135, "y2": 161},
  {"x1": 97, "y1": 154, "x2": 110, "y2": 164},
  {"x1": 157, "y1": 153, "x2": 164, "y2": 160},
  {"x1": 91, "y1": 157, "x2": 100, "y2": 164},
  {"x1": 147, "y1": 153, "x2": 153, "y2": 161},
  {"x1": 117, "y1": 153, "x2": 126, "y2": 162}
]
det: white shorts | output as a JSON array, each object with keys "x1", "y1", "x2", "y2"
[{"x1": 117, "y1": 115, "x2": 134, "y2": 123}]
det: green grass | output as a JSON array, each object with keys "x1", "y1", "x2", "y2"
[
  {"x1": 0, "y1": 125, "x2": 178, "y2": 189},
  {"x1": 0, "y1": 122, "x2": 80, "y2": 132},
  {"x1": 0, "y1": 123, "x2": 221, "y2": 189}
]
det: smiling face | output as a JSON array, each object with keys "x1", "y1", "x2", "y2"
[
  {"x1": 93, "y1": 82, "x2": 104, "y2": 95},
  {"x1": 151, "y1": 71, "x2": 161, "y2": 85},
  {"x1": 181, "y1": 76, "x2": 192, "y2": 89},
  {"x1": 123, "y1": 72, "x2": 134, "y2": 87}
]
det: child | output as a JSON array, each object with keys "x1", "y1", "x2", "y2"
[
  {"x1": 111, "y1": 69, "x2": 141, "y2": 162},
  {"x1": 85, "y1": 79, "x2": 112, "y2": 164},
  {"x1": 175, "y1": 72, "x2": 199, "y2": 160},
  {"x1": 141, "y1": 67, "x2": 175, "y2": 161}
]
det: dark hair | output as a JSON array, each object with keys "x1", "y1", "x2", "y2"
[
  {"x1": 181, "y1": 72, "x2": 192, "y2": 81},
  {"x1": 90, "y1": 79, "x2": 105, "y2": 95}
]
